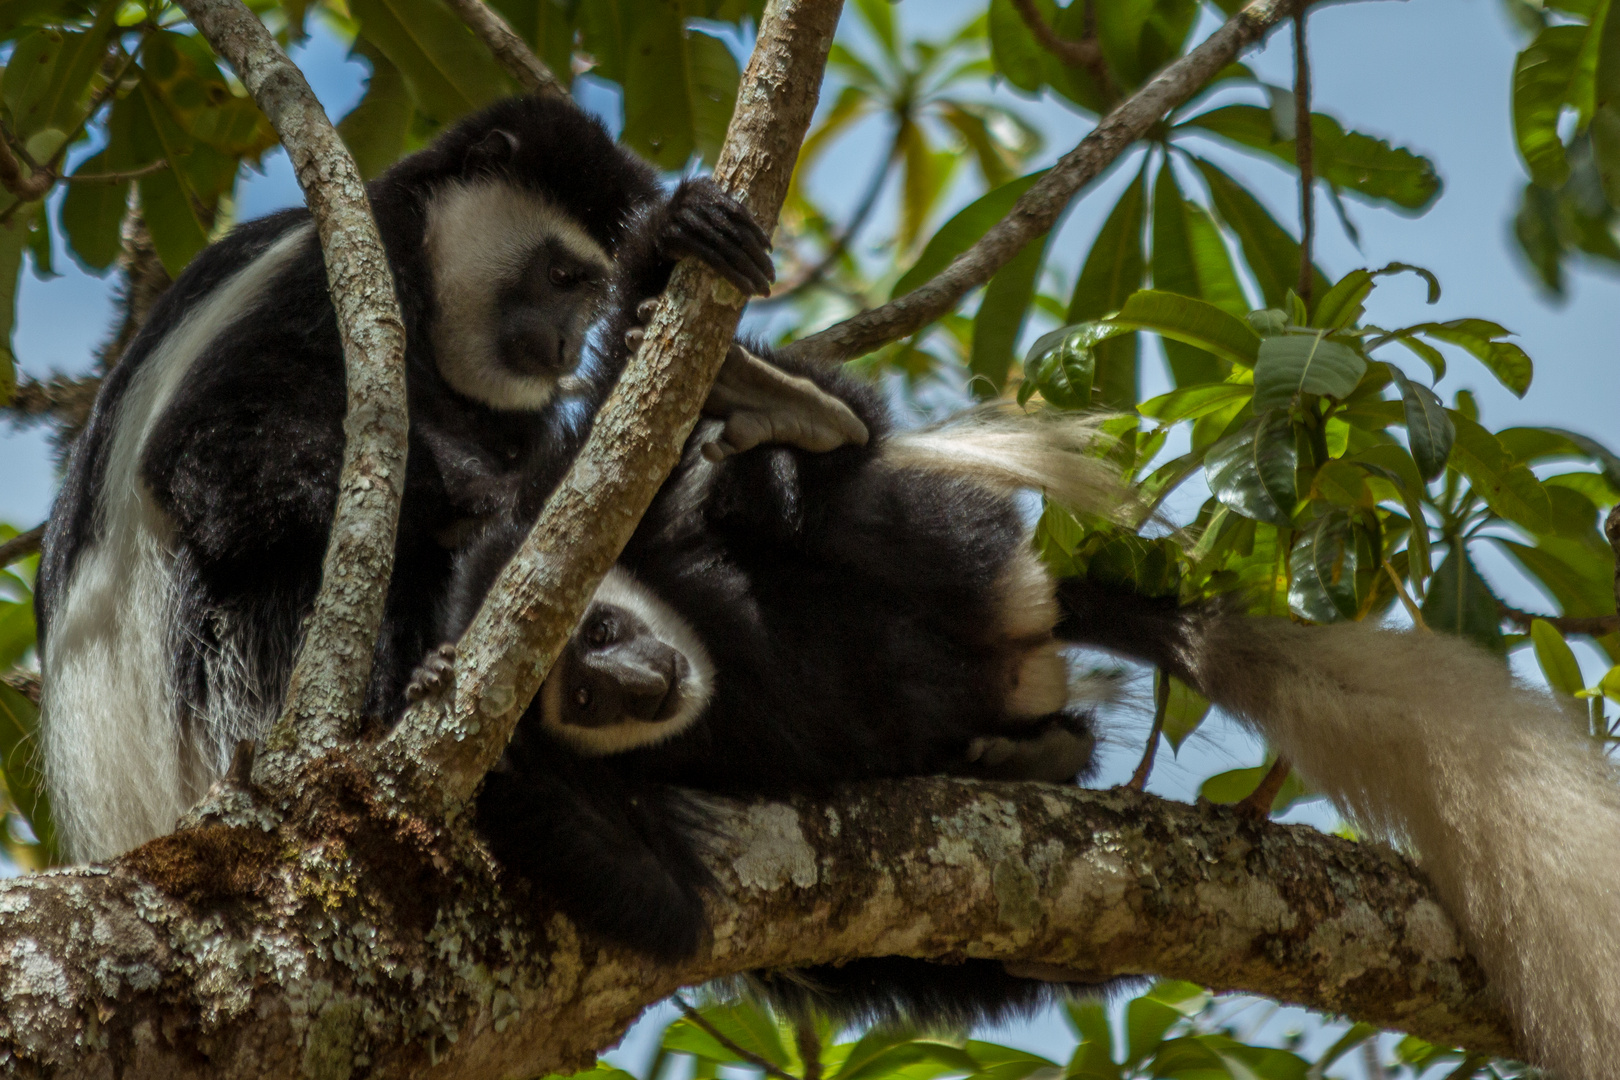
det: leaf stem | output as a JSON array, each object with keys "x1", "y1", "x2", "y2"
[{"x1": 1293, "y1": 8, "x2": 1314, "y2": 306}]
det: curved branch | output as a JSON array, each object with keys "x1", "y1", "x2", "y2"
[
  {"x1": 382, "y1": 0, "x2": 845, "y2": 804},
  {"x1": 1008, "y1": 0, "x2": 1116, "y2": 103},
  {"x1": 0, "y1": 783, "x2": 1514, "y2": 1077},
  {"x1": 173, "y1": 0, "x2": 409, "y2": 763},
  {"x1": 0, "y1": 524, "x2": 42, "y2": 569},
  {"x1": 778, "y1": 0, "x2": 1303, "y2": 368},
  {"x1": 441, "y1": 0, "x2": 565, "y2": 96}
]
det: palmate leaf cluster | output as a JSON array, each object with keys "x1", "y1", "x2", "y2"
[
  {"x1": 0, "y1": 0, "x2": 1617, "y2": 1070},
  {"x1": 543, "y1": 984, "x2": 1507, "y2": 1080}
]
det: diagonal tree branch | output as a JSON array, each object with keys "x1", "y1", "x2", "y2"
[
  {"x1": 173, "y1": 0, "x2": 409, "y2": 767},
  {"x1": 778, "y1": 0, "x2": 1306, "y2": 368},
  {"x1": 0, "y1": 783, "x2": 1515, "y2": 1077},
  {"x1": 441, "y1": 0, "x2": 565, "y2": 96},
  {"x1": 381, "y1": 0, "x2": 845, "y2": 805}
]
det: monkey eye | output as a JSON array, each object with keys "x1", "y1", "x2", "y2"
[
  {"x1": 574, "y1": 686, "x2": 592, "y2": 708},
  {"x1": 549, "y1": 266, "x2": 575, "y2": 287},
  {"x1": 584, "y1": 616, "x2": 615, "y2": 647}
]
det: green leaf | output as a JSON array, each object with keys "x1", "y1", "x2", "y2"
[
  {"x1": 1125, "y1": 996, "x2": 1184, "y2": 1067},
  {"x1": 1138, "y1": 382, "x2": 1253, "y2": 424},
  {"x1": 1422, "y1": 542, "x2": 1505, "y2": 653},
  {"x1": 337, "y1": 40, "x2": 414, "y2": 180},
  {"x1": 971, "y1": 233, "x2": 1049, "y2": 394},
  {"x1": 59, "y1": 149, "x2": 129, "y2": 271},
  {"x1": 1448, "y1": 412, "x2": 1554, "y2": 533},
  {"x1": 1312, "y1": 262, "x2": 1439, "y2": 330},
  {"x1": 0, "y1": 681, "x2": 54, "y2": 861},
  {"x1": 684, "y1": 30, "x2": 743, "y2": 166},
  {"x1": 1069, "y1": 166, "x2": 1148, "y2": 408},
  {"x1": 1388, "y1": 367, "x2": 1454, "y2": 481},
  {"x1": 1592, "y1": 0, "x2": 1620, "y2": 203},
  {"x1": 892, "y1": 169, "x2": 1047, "y2": 299},
  {"x1": 1515, "y1": 25, "x2": 1589, "y2": 188},
  {"x1": 1200, "y1": 761, "x2": 1314, "y2": 813},
  {"x1": 1498, "y1": 535, "x2": 1619, "y2": 623},
  {"x1": 1399, "y1": 319, "x2": 1534, "y2": 397},
  {"x1": 350, "y1": 0, "x2": 509, "y2": 125},
  {"x1": 1159, "y1": 676, "x2": 1211, "y2": 752},
  {"x1": 1289, "y1": 511, "x2": 1360, "y2": 621},
  {"x1": 1020, "y1": 322, "x2": 1101, "y2": 409},
  {"x1": 1251, "y1": 331, "x2": 1366, "y2": 411},
  {"x1": 1532, "y1": 619, "x2": 1586, "y2": 695},
  {"x1": 1108, "y1": 290, "x2": 1262, "y2": 368},
  {"x1": 663, "y1": 1001, "x2": 791, "y2": 1068},
  {"x1": 2, "y1": 5, "x2": 116, "y2": 143},
  {"x1": 1205, "y1": 410, "x2": 1298, "y2": 526},
  {"x1": 1150, "y1": 159, "x2": 1246, "y2": 384},
  {"x1": 988, "y1": 0, "x2": 1050, "y2": 93},
  {"x1": 1181, "y1": 105, "x2": 1441, "y2": 211},
  {"x1": 1191, "y1": 156, "x2": 1330, "y2": 307}
]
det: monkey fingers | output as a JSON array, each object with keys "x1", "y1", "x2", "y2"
[
  {"x1": 663, "y1": 178, "x2": 775, "y2": 295},
  {"x1": 405, "y1": 642, "x2": 458, "y2": 703},
  {"x1": 700, "y1": 346, "x2": 869, "y2": 461}
]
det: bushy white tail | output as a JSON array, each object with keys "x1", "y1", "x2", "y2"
[
  {"x1": 882, "y1": 407, "x2": 1124, "y2": 520},
  {"x1": 1189, "y1": 616, "x2": 1620, "y2": 1079}
]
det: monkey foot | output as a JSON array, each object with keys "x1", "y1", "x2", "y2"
[{"x1": 405, "y1": 642, "x2": 458, "y2": 702}]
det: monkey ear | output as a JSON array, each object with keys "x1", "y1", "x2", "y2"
[{"x1": 466, "y1": 128, "x2": 519, "y2": 175}]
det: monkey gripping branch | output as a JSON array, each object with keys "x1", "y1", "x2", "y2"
[{"x1": 0, "y1": 0, "x2": 1521, "y2": 1075}]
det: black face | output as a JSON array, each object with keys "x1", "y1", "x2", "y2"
[
  {"x1": 554, "y1": 602, "x2": 689, "y2": 728},
  {"x1": 495, "y1": 238, "x2": 606, "y2": 378}
]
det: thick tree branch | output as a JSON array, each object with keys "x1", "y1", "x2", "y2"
[
  {"x1": 0, "y1": 783, "x2": 1514, "y2": 1076},
  {"x1": 173, "y1": 0, "x2": 410, "y2": 765},
  {"x1": 383, "y1": 0, "x2": 844, "y2": 805},
  {"x1": 441, "y1": 0, "x2": 564, "y2": 96},
  {"x1": 778, "y1": 0, "x2": 1303, "y2": 367}
]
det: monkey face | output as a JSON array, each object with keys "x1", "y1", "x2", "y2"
[
  {"x1": 495, "y1": 238, "x2": 607, "y2": 379},
  {"x1": 537, "y1": 574, "x2": 714, "y2": 756}
]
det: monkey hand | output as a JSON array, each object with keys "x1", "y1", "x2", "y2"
[
  {"x1": 700, "y1": 345, "x2": 870, "y2": 461},
  {"x1": 660, "y1": 177, "x2": 775, "y2": 296},
  {"x1": 405, "y1": 643, "x2": 457, "y2": 703}
]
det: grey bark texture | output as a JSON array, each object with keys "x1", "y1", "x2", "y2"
[
  {"x1": 172, "y1": 0, "x2": 411, "y2": 767},
  {"x1": 383, "y1": 0, "x2": 845, "y2": 807},
  {"x1": 0, "y1": 782, "x2": 1514, "y2": 1077},
  {"x1": 778, "y1": 0, "x2": 1303, "y2": 367}
]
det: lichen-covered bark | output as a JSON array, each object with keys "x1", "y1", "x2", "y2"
[
  {"x1": 385, "y1": 0, "x2": 845, "y2": 806},
  {"x1": 173, "y1": 0, "x2": 410, "y2": 762},
  {"x1": 0, "y1": 781, "x2": 1513, "y2": 1077}
]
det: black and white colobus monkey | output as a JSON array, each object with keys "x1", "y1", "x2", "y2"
[
  {"x1": 33, "y1": 94, "x2": 871, "y2": 863},
  {"x1": 447, "y1": 334, "x2": 1620, "y2": 1071}
]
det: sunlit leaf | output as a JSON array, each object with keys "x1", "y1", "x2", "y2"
[
  {"x1": 1200, "y1": 761, "x2": 1314, "y2": 813},
  {"x1": 1108, "y1": 290, "x2": 1261, "y2": 368},
  {"x1": 1515, "y1": 25, "x2": 1588, "y2": 188},
  {"x1": 1532, "y1": 618, "x2": 1586, "y2": 695},
  {"x1": 1138, "y1": 383, "x2": 1253, "y2": 425},
  {"x1": 1251, "y1": 331, "x2": 1366, "y2": 411}
]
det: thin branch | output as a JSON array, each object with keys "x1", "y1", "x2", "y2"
[
  {"x1": 1126, "y1": 668, "x2": 1169, "y2": 791},
  {"x1": 4, "y1": 374, "x2": 102, "y2": 428},
  {"x1": 58, "y1": 160, "x2": 169, "y2": 184},
  {"x1": 441, "y1": 0, "x2": 565, "y2": 96},
  {"x1": 173, "y1": 0, "x2": 409, "y2": 766},
  {"x1": 1293, "y1": 11, "x2": 1313, "y2": 305},
  {"x1": 382, "y1": 0, "x2": 845, "y2": 804},
  {"x1": 1236, "y1": 755, "x2": 1293, "y2": 819},
  {"x1": 795, "y1": 1014, "x2": 822, "y2": 1080},
  {"x1": 1496, "y1": 602, "x2": 1620, "y2": 637},
  {"x1": 1, "y1": 669, "x2": 41, "y2": 705},
  {"x1": 1008, "y1": 0, "x2": 1117, "y2": 104},
  {"x1": 0, "y1": 524, "x2": 43, "y2": 569},
  {"x1": 674, "y1": 997, "x2": 798, "y2": 1080},
  {"x1": 0, "y1": 123, "x2": 52, "y2": 202},
  {"x1": 778, "y1": 0, "x2": 1306, "y2": 368},
  {"x1": 763, "y1": 142, "x2": 893, "y2": 302}
]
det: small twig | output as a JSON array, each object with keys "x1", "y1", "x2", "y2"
[
  {"x1": 59, "y1": 160, "x2": 169, "y2": 184},
  {"x1": 794, "y1": 1014, "x2": 822, "y2": 1080},
  {"x1": 1293, "y1": 9, "x2": 1314, "y2": 306},
  {"x1": 674, "y1": 998, "x2": 797, "y2": 1080},
  {"x1": 1008, "y1": 0, "x2": 1117, "y2": 104},
  {"x1": 440, "y1": 0, "x2": 564, "y2": 96},
  {"x1": 1126, "y1": 669, "x2": 1169, "y2": 792},
  {"x1": 2, "y1": 670, "x2": 41, "y2": 706},
  {"x1": 1235, "y1": 756, "x2": 1291, "y2": 820},
  {"x1": 763, "y1": 144, "x2": 893, "y2": 302},
  {"x1": 779, "y1": 0, "x2": 1305, "y2": 368},
  {"x1": 0, "y1": 123, "x2": 53, "y2": 202},
  {"x1": 0, "y1": 525, "x2": 44, "y2": 570},
  {"x1": 1383, "y1": 560, "x2": 1428, "y2": 631},
  {"x1": 1496, "y1": 602, "x2": 1620, "y2": 638}
]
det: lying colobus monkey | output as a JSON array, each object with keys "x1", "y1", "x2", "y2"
[
  {"x1": 33, "y1": 94, "x2": 865, "y2": 862},
  {"x1": 442, "y1": 334, "x2": 1620, "y2": 1074}
]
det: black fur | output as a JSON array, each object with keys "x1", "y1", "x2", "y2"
[
  {"x1": 37, "y1": 94, "x2": 772, "y2": 745},
  {"x1": 454, "y1": 347, "x2": 1103, "y2": 1026}
]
